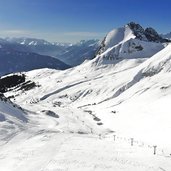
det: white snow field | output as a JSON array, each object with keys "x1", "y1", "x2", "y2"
[
  {"x1": 1, "y1": 21, "x2": 171, "y2": 170},
  {"x1": 0, "y1": 42, "x2": 171, "y2": 171}
]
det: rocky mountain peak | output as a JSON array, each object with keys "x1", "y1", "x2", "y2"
[
  {"x1": 127, "y1": 22, "x2": 146, "y2": 40},
  {"x1": 94, "y1": 22, "x2": 168, "y2": 59},
  {"x1": 127, "y1": 22, "x2": 170, "y2": 43},
  {"x1": 145, "y1": 27, "x2": 160, "y2": 42}
]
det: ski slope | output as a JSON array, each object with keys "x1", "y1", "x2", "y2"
[
  {"x1": 0, "y1": 95, "x2": 170, "y2": 171},
  {"x1": 1, "y1": 22, "x2": 171, "y2": 170},
  {"x1": 0, "y1": 43, "x2": 171, "y2": 170}
]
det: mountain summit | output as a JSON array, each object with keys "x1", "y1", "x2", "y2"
[
  {"x1": 127, "y1": 22, "x2": 169, "y2": 43},
  {"x1": 95, "y1": 22, "x2": 170, "y2": 63}
]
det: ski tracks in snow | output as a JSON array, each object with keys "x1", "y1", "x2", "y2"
[
  {"x1": 0, "y1": 130, "x2": 169, "y2": 171},
  {"x1": 40, "y1": 135, "x2": 163, "y2": 171}
]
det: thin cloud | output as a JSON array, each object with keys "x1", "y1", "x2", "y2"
[
  {"x1": 0, "y1": 30, "x2": 105, "y2": 43},
  {"x1": 0, "y1": 29, "x2": 31, "y2": 35},
  {"x1": 64, "y1": 31, "x2": 105, "y2": 37},
  {"x1": 0, "y1": 30, "x2": 32, "y2": 37}
]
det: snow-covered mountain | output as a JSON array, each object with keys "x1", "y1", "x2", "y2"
[
  {"x1": 0, "y1": 45, "x2": 70, "y2": 75},
  {"x1": 1, "y1": 22, "x2": 171, "y2": 170},
  {"x1": 161, "y1": 32, "x2": 171, "y2": 40},
  {"x1": 95, "y1": 22, "x2": 169, "y2": 63},
  {"x1": 56, "y1": 39, "x2": 100, "y2": 66},
  {"x1": 5, "y1": 37, "x2": 73, "y2": 47},
  {"x1": 4, "y1": 37, "x2": 69, "y2": 57},
  {"x1": 1, "y1": 38, "x2": 100, "y2": 66},
  {"x1": 5, "y1": 37, "x2": 51, "y2": 46}
]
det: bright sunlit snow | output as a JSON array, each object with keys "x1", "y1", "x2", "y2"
[{"x1": 0, "y1": 23, "x2": 171, "y2": 171}]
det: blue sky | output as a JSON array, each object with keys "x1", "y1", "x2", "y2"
[{"x1": 0, "y1": 0, "x2": 170, "y2": 42}]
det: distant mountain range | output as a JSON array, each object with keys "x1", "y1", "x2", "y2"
[
  {"x1": 0, "y1": 44, "x2": 70, "y2": 76},
  {"x1": 0, "y1": 37, "x2": 100, "y2": 75},
  {"x1": 5, "y1": 38, "x2": 100, "y2": 66},
  {"x1": 161, "y1": 32, "x2": 171, "y2": 40},
  {"x1": 0, "y1": 38, "x2": 100, "y2": 75},
  {"x1": 56, "y1": 39, "x2": 100, "y2": 66},
  {"x1": 0, "y1": 22, "x2": 171, "y2": 75},
  {"x1": 1, "y1": 37, "x2": 71, "y2": 57}
]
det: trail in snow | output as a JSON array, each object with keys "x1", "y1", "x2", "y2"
[
  {"x1": 0, "y1": 131, "x2": 170, "y2": 171},
  {"x1": 1, "y1": 42, "x2": 171, "y2": 170}
]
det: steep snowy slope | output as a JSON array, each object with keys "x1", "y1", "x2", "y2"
[
  {"x1": 0, "y1": 94, "x2": 27, "y2": 142},
  {"x1": 89, "y1": 44, "x2": 171, "y2": 148}
]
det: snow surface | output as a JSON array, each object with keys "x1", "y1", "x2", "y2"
[
  {"x1": 104, "y1": 26, "x2": 135, "y2": 50},
  {"x1": 0, "y1": 98, "x2": 27, "y2": 143},
  {"x1": 0, "y1": 42, "x2": 171, "y2": 170},
  {"x1": 97, "y1": 24, "x2": 165, "y2": 61}
]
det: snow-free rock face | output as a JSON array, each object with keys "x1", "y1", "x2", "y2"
[
  {"x1": 127, "y1": 22, "x2": 169, "y2": 43},
  {"x1": 95, "y1": 22, "x2": 169, "y2": 63}
]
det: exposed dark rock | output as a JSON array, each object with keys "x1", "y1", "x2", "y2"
[
  {"x1": 145, "y1": 27, "x2": 161, "y2": 42},
  {"x1": 134, "y1": 45, "x2": 143, "y2": 51},
  {"x1": 128, "y1": 22, "x2": 171, "y2": 43},
  {"x1": 0, "y1": 93, "x2": 7, "y2": 101},
  {"x1": 0, "y1": 74, "x2": 25, "y2": 93},
  {"x1": 77, "y1": 131, "x2": 87, "y2": 134},
  {"x1": 97, "y1": 122, "x2": 103, "y2": 126},
  {"x1": 0, "y1": 74, "x2": 38, "y2": 93},
  {"x1": 127, "y1": 22, "x2": 146, "y2": 40},
  {"x1": 95, "y1": 37, "x2": 106, "y2": 56},
  {"x1": 93, "y1": 117, "x2": 101, "y2": 121},
  {"x1": 41, "y1": 110, "x2": 59, "y2": 118},
  {"x1": 17, "y1": 81, "x2": 37, "y2": 91},
  {"x1": 52, "y1": 101, "x2": 62, "y2": 107},
  {"x1": 160, "y1": 86, "x2": 170, "y2": 90}
]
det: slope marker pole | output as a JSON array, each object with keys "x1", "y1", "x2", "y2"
[
  {"x1": 113, "y1": 135, "x2": 116, "y2": 141},
  {"x1": 153, "y1": 145, "x2": 157, "y2": 155},
  {"x1": 131, "y1": 138, "x2": 134, "y2": 146}
]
